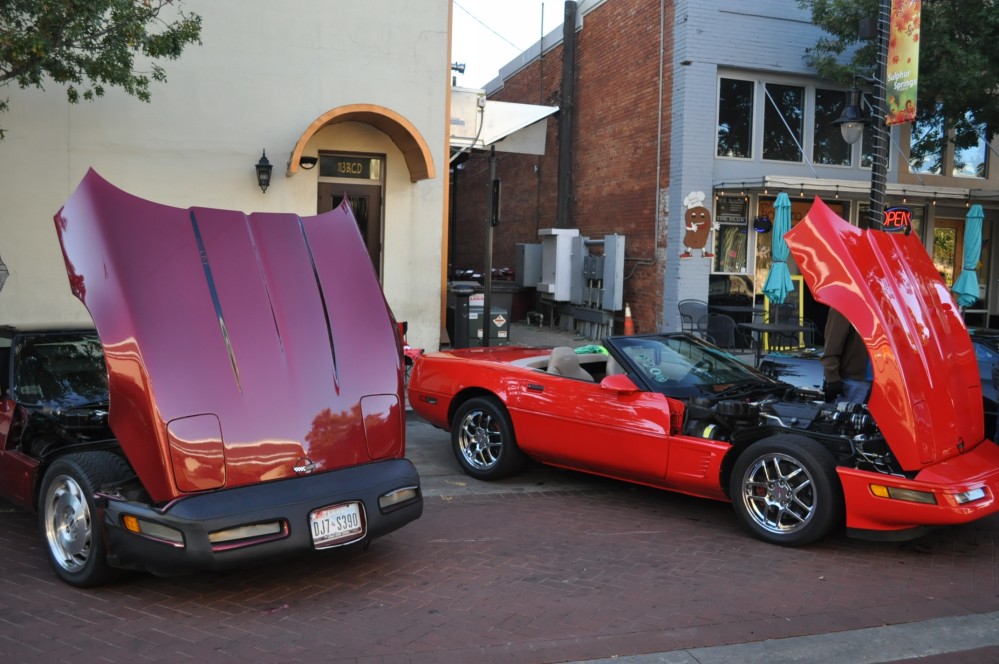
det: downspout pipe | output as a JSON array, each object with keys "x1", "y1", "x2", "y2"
[{"x1": 556, "y1": 0, "x2": 577, "y2": 229}]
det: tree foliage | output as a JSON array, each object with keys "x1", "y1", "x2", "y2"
[
  {"x1": 798, "y1": 0, "x2": 998, "y2": 150},
  {"x1": 0, "y1": 0, "x2": 202, "y2": 139}
]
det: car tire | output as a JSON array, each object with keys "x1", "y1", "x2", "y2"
[
  {"x1": 39, "y1": 451, "x2": 132, "y2": 587},
  {"x1": 729, "y1": 435, "x2": 843, "y2": 547},
  {"x1": 451, "y1": 396, "x2": 527, "y2": 480}
]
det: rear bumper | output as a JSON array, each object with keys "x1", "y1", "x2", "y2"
[
  {"x1": 99, "y1": 458, "x2": 422, "y2": 576},
  {"x1": 839, "y1": 440, "x2": 999, "y2": 539}
]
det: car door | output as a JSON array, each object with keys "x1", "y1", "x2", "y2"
[{"x1": 507, "y1": 370, "x2": 671, "y2": 483}]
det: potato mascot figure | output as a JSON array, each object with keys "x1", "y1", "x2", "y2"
[{"x1": 681, "y1": 191, "x2": 717, "y2": 259}]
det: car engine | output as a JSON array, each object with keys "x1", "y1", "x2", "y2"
[{"x1": 682, "y1": 388, "x2": 905, "y2": 477}]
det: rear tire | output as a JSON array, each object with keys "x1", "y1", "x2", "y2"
[
  {"x1": 729, "y1": 435, "x2": 842, "y2": 546},
  {"x1": 451, "y1": 397, "x2": 526, "y2": 480},
  {"x1": 39, "y1": 451, "x2": 132, "y2": 587}
]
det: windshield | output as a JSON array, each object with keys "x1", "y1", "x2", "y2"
[
  {"x1": 12, "y1": 334, "x2": 108, "y2": 408},
  {"x1": 608, "y1": 334, "x2": 781, "y2": 399}
]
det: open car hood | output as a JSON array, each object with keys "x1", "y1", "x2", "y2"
[
  {"x1": 786, "y1": 198, "x2": 983, "y2": 470},
  {"x1": 54, "y1": 170, "x2": 404, "y2": 502}
]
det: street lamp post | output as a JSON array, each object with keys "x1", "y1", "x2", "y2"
[
  {"x1": 832, "y1": 0, "x2": 892, "y2": 230},
  {"x1": 866, "y1": 0, "x2": 892, "y2": 231}
]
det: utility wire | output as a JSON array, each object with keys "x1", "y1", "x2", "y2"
[{"x1": 454, "y1": 1, "x2": 525, "y2": 52}]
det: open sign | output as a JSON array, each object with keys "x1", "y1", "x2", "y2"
[{"x1": 881, "y1": 207, "x2": 913, "y2": 234}]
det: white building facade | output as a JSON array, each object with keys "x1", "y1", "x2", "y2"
[{"x1": 0, "y1": 0, "x2": 453, "y2": 352}]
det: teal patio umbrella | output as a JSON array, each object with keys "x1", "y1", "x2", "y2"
[
  {"x1": 762, "y1": 192, "x2": 794, "y2": 316},
  {"x1": 952, "y1": 204, "x2": 984, "y2": 309}
]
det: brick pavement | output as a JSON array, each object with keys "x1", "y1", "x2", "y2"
[
  {"x1": 2, "y1": 322, "x2": 998, "y2": 663},
  {"x1": 2, "y1": 428, "x2": 998, "y2": 664}
]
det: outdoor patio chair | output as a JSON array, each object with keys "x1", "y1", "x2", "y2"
[{"x1": 679, "y1": 299, "x2": 708, "y2": 334}]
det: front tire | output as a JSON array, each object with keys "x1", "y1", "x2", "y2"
[
  {"x1": 39, "y1": 452, "x2": 132, "y2": 587},
  {"x1": 451, "y1": 396, "x2": 526, "y2": 480},
  {"x1": 729, "y1": 435, "x2": 843, "y2": 546}
]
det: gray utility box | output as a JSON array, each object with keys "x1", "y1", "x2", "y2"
[
  {"x1": 570, "y1": 234, "x2": 625, "y2": 311},
  {"x1": 515, "y1": 243, "x2": 543, "y2": 288},
  {"x1": 468, "y1": 306, "x2": 510, "y2": 346}
]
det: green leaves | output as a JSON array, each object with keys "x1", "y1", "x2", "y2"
[
  {"x1": 799, "y1": 0, "x2": 998, "y2": 136},
  {"x1": 0, "y1": 0, "x2": 202, "y2": 138}
]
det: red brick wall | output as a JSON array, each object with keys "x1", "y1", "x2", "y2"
[{"x1": 453, "y1": 0, "x2": 674, "y2": 335}]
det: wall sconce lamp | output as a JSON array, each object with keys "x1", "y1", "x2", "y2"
[
  {"x1": 255, "y1": 150, "x2": 273, "y2": 193},
  {"x1": 299, "y1": 156, "x2": 318, "y2": 170}
]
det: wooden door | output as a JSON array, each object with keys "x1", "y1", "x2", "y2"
[{"x1": 318, "y1": 182, "x2": 382, "y2": 278}]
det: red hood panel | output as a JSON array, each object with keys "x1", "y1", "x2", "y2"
[
  {"x1": 786, "y1": 198, "x2": 982, "y2": 469},
  {"x1": 54, "y1": 170, "x2": 403, "y2": 501}
]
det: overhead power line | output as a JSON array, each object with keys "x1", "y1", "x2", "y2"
[{"x1": 454, "y1": 1, "x2": 525, "y2": 52}]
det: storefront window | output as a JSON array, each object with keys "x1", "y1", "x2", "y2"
[
  {"x1": 763, "y1": 83, "x2": 803, "y2": 162},
  {"x1": 859, "y1": 203, "x2": 924, "y2": 240},
  {"x1": 910, "y1": 109, "x2": 944, "y2": 175},
  {"x1": 713, "y1": 197, "x2": 750, "y2": 274},
  {"x1": 813, "y1": 88, "x2": 851, "y2": 166},
  {"x1": 717, "y1": 78, "x2": 754, "y2": 158},
  {"x1": 860, "y1": 124, "x2": 875, "y2": 168},
  {"x1": 952, "y1": 115, "x2": 988, "y2": 178},
  {"x1": 756, "y1": 197, "x2": 848, "y2": 289}
]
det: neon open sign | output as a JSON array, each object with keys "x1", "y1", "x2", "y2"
[{"x1": 882, "y1": 206, "x2": 913, "y2": 234}]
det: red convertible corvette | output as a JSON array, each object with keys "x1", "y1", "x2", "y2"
[{"x1": 409, "y1": 198, "x2": 999, "y2": 546}]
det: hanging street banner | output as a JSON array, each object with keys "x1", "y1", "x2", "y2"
[{"x1": 886, "y1": 0, "x2": 921, "y2": 126}]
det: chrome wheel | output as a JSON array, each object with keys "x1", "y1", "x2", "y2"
[
  {"x1": 739, "y1": 452, "x2": 815, "y2": 535},
  {"x1": 457, "y1": 407, "x2": 503, "y2": 472},
  {"x1": 39, "y1": 452, "x2": 132, "y2": 587},
  {"x1": 730, "y1": 436, "x2": 842, "y2": 547},
  {"x1": 42, "y1": 474, "x2": 93, "y2": 574},
  {"x1": 450, "y1": 397, "x2": 526, "y2": 480}
]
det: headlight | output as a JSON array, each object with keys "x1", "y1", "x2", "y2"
[
  {"x1": 953, "y1": 487, "x2": 987, "y2": 504},
  {"x1": 379, "y1": 486, "x2": 420, "y2": 512}
]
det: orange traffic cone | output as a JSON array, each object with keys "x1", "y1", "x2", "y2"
[{"x1": 623, "y1": 303, "x2": 635, "y2": 336}]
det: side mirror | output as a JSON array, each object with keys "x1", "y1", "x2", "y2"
[{"x1": 600, "y1": 373, "x2": 640, "y2": 394}]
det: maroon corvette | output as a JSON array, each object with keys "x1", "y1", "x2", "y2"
[{"x1": 0, "y1": 171, "x2": 422, "y2": 586}]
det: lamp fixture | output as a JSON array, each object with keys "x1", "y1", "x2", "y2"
[
  {"x1": 255, "y1": 150, "x2": 273, "y2": 193},
  {"x1": 299, "y1": 155, "x2": 318, "y2": 170},
  {"x1": 832, "y1": 86, "x2": 870, "y2": 145}
]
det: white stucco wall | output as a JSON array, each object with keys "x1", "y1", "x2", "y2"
[{"x1": 0, "y1": 0, "x2": 449, "y2": 351}]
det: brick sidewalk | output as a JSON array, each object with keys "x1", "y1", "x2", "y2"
[{"x1": 2, "y1": 455, "x2": 998, "y2": 663}]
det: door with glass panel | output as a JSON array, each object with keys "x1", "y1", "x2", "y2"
[{"x1": 932, "y1": 218, "x2": 964, "y2": 289}]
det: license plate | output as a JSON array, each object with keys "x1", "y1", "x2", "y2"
[{"x1": 309, "y1": 502, "x2": 364, "y2": 548}]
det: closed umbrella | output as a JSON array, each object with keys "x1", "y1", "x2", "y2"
[
  {"x1": 952, "y1": 204, "x2": 984, "y2": 309},
  {"x1": 762, "y1": 192, "x2": 794, "y2": 316}
]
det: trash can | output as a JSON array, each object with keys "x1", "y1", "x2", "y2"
[
  {"x1": 447, "y1": 284, "x2": 478, "y2": 349},
  {"x1": 469, "y1": 306, "x2": 510, "y2": 346}
]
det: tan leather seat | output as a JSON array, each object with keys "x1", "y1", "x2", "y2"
[
  {"x1": 605, "y1": 356, "x2": 625, "y2": 376},
  {"x1": 547, "y1": 346, "x2": 594, "y2": 382}
]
